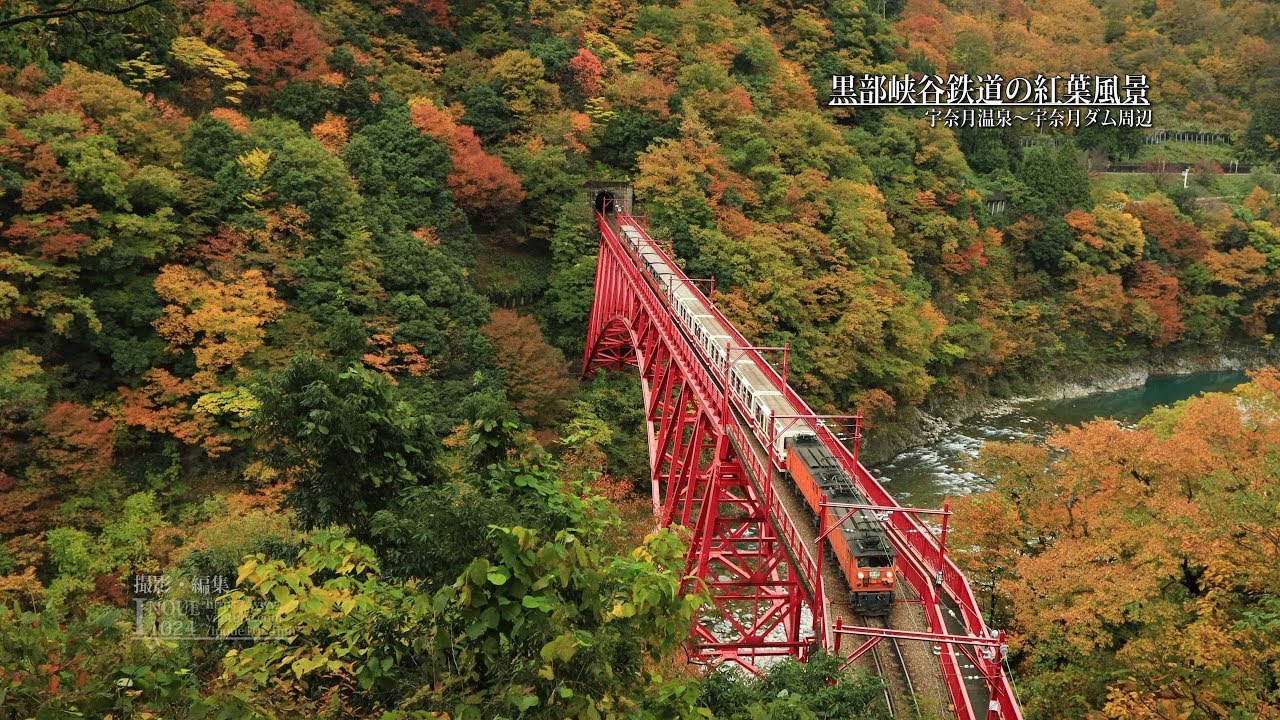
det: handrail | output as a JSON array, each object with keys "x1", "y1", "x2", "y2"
[
  {"x1": 600, "y1": 209, "x2": 1022, "y2": 719},
  {"x1": 601, "y1": 211, "x2": 826, "y2": 629}
]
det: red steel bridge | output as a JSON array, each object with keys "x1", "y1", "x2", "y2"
[{"x1": 581, "y1": 196, "x2": 1024, "y2": 720}]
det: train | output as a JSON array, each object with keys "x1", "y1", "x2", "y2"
[
  {"x1": 786, "y1": 435, "x2": 897, "y2": 615},
  {"x1": 600, "y1": 199, "x2": 898, "y2": 616}
]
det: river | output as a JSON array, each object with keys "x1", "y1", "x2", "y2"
[{"x1": 870, "y1": 371, "x2": 1250, "y2": 509}]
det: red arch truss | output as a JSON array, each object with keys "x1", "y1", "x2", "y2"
[
  {"x1": 581, "y1": 206, "x2": 1023, "y2": 720},
  {"x1": 582, "y1": 219, "x2": 822, "y2": 672}
]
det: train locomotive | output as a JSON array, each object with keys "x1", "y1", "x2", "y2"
[
  {"x1": 600, "y1": 199, "x2": 898, "y2": 617},
  {"x1": 785, "y1": 435, "x2": 897, "y2": 615}
]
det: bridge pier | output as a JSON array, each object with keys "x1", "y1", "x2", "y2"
[
  {"x1": 582, "y1": 208, "x2": 820, "y2": 673},
  {"x1": 580, "y1": 202, "x2": 1023, "y2": 718}
]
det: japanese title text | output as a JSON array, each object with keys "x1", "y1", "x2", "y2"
[{"x1": 828, "y1": 73, "x2": 1153, "y2": 128}]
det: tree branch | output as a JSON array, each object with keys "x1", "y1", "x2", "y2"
[{"x1": 0, "y1": 0, "x2": 163, "y2": 31}]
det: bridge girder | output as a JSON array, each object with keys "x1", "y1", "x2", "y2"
[
  {"x1": 581, "y1": 208, "x2": 1023, "y2": 720},
  {"x1": 582, "y1": 224, "x2": 818, "y2": 673}
]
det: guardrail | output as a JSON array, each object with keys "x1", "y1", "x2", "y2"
[
  {"x1": 601, "y1": 210, "x2": 828, "y2": 641},
  {"x1": 601, "y1": 208, "x2": 1023, "y2": 720}
]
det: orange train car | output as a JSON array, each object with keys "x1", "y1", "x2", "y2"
[{"x1": 785, "y1": 435, "x2": 897, "y2": 616}]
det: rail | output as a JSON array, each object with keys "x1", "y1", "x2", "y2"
[
  {"x1": 599, "y1": 208, "x2": 1022, "y2": 719},
  {"x1": 598, "y1": 210, "x2": 826, "y2": 611}
]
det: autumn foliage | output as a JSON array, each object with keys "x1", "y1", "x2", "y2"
[
  {"x1": 33, "y1": 403, "x2": 114, "y2": 487},
  {"x1": 1, "y1": 0, "x2": 1280, "y2": 716},
  {"x1": 408, "y1": 100, "x2": 524, "y2": 215},
  {"x1": 568, "y1": 48, "x2": 604, "y2": 97},
  {"x1": 198, "y1": 0, "x2": 329, "y2": 89},
  {"x1": 208, "y1": 106, "x2": 251, "y2": 133},
  {"x1": 152, "y1": 265, "x2": 284, "y2": 382},
  {"x1": 310, "y1": 111, "x2": 350, "y2": 153},
  {"x1": 479, "y1": 309, "x2": 575, "y2": 425},
  {"x1": 952, "y1": 371, "x2": 1280, "y2": 718},
  {"x1": 362, "y1": 329, "x2": 436, "y2": 381}
]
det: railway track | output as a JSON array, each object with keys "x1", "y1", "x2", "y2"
[
  {"x1": 859, "y1": 613, "x2": 920, "y2": 718},
  {"x1": 592, "y1": 205, "x2": 1020, "y2": 718},
  {"x1": 764, "y1": 463, "x2": 942, "y2": 717}
]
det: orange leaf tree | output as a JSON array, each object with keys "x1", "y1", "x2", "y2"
[{"x1": 407, "y1": 100, "x2": 524, "y2": 216}]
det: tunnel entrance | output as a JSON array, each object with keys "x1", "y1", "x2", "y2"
[
  {"x1": 584, "y1": 182, "x2": 632, "y2": 216},
  {"x1": 594, "y1": 190, "x2": 615, "y2": 215}
]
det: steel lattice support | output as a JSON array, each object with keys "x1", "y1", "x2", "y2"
[
  {"x1": 580, "y1": 204, "x2": 1026, "y2": 720},
  {"x1": 582, "y1": 215, "x2": 817, "y2": 672}
]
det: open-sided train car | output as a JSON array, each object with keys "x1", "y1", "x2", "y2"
[{"x1": 603, "y1": 204, "x2": 898, "y2": 616}]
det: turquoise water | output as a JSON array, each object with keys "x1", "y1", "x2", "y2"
[{"x1": 870, "y1": 371, "x2": 1250, "y2": 508}]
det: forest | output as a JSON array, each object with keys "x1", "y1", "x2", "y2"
[{"x1": 0, "y1": 0, "x2": 1278, "y2": 717}]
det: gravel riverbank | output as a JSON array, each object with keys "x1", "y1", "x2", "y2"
[{"x1": 860, "y1": 349, "x2": 1269, "y2": 466}]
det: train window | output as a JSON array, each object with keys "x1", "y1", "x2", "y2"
[
  {"x1": 773, "y1": 421, "x2": 789, "y2": 452},
  {"x1": 751, "y1": 395, "x2": 766, "y2": 426}
]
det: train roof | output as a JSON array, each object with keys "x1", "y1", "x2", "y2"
[
  {"x1": 787, "y1": 436, "x2": 896, "y2": 561},
  {"x1": 789, "y1": 440, "x2": 858, "y2": 496}
]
